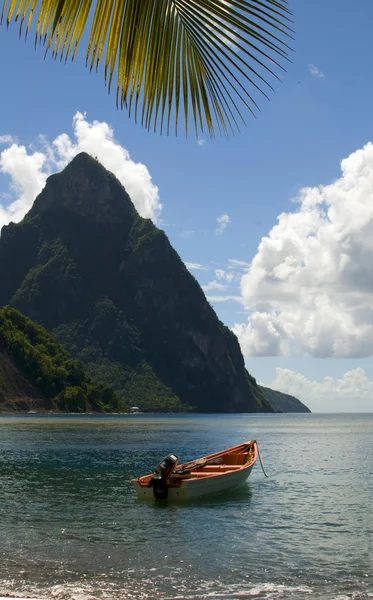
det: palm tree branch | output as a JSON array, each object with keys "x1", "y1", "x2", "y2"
[
  {"x1": 1, "y1": 0, "x2": 294, "y2": 135},
  {"x1": 181, "y1": 23, "x2": 255, "y2": 133},
  {"x1": 177, "y1": 1, "x2": 277, "y2": 97},
  {"x1": 181, "y1": 1, "x2": 288, "y2": 73},
  {"x1": 188, "y1": 0, "x2": 293, "y2": 54}
]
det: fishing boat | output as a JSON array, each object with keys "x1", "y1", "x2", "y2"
[{"x1": 131, "y1": 440, "x2": 258, "y2": 501}]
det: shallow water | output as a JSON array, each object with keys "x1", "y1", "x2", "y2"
[{"x1": 0, "y1": 413, "x2": 372, "y2": 599}]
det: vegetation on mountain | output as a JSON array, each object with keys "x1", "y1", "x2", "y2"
[
  {"x1": 1, "y1": 1, "x2": 293, "y2": 136},
  {"x1": 0, "y1": 306, "x2": 125, "y2": 413},
  {"x1": 0, "y1": 153, "x2": 273, "y2": 413},
  {"x1": 259, "y1": 385, "x2": 311, "y2": 413}
]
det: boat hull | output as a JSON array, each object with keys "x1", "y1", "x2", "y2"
[
  {"x1": 132, "y1": 441, "x2": 258, "y2": 501},
  {"x1": 133, "y1": 461, "x2": 255, "y2": 500}
]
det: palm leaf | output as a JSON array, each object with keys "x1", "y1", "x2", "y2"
[{"x1": 1, "y1": 0, "x2": 294, "y2": 136}]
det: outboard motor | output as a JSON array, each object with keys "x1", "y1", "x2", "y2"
[{"x1": 147, "y1": 454, "x2": 178, "y2": 499}]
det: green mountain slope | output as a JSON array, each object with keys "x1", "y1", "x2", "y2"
[
  {"x1": 0, "y1": 306, "x2": 124, "y2": 413},
  {"x1": 259, "y1": 386, "x2": 311, "y2": 413},
  {"x1": 0, "y1": 153, "x2": 272, "y2": 413}
]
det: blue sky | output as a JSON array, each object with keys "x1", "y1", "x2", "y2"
[{"x1": 1, "y1": 0, "x2": 373, "y2": 412}]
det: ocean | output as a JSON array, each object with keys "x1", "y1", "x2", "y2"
[{"x1": 0, "y1": 413, "x2": 372, "y2": 600}]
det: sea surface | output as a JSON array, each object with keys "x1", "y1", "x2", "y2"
[{"x1": 0, "y1": 413, "x2": 372, "y2": 600}]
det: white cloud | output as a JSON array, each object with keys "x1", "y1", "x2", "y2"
[
  {"x1": 0, "y1": 112, "x2": 161, "y2": 230},
  {"x1": 216, "y1": 213, "x2": 230, "y2": 235},
  {"x1": 202, "y1": 280, "x2": 229, "y2": 292},
  {"x1": 0, "y1": 135, "x2": 15, "y2": 145},
  {"x1": 264, "y1": 367, "x2": 373, "y2": 412},
  {"x1": 197, "y1": 139, "x2": 207, "y2": 148},
  {"x1": 184, "y1": 262, "x2": 208, "y2": 271},
  {"x1": 215, "y1": 269, "x2": 235, "y2": 283},
  {"x1": 228, "y1": 259, "x2": 250, "y2": 270},
  {"x1": 234, "y1": 141, "x2": 373, "y2": 359},
  {"x1": 234, "y1": 312, "x2": 283, "y2": 357},
  {"x1": 308, "y1": 64, "x2": 325, "y2": 79},
  {"x1": 0, "y1": 145, "x2": 47, "y2": 226},
  {"x1": 207, "y1": 295, "x2": 242, "y2": 304}
]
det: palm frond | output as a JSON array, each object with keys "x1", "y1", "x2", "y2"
[{"x1": 1, "y1": 0, "x2": 294, "y2": 136}]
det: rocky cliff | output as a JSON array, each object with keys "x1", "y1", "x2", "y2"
[
  {"x1": 0, "y1": 153, "x2": 272, "y2": 413},
  {"x1": 259, "y1": 386, "x2": 311, "y2": 413}
]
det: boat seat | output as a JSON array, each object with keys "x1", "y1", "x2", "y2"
[
  {"x1": 223, "y1": 452, "x2": 250, "y2": 465},
  {"x1": 172, "y1": 466, "x2": 244, "y2": 479},
  {"x1": 195, "y1": 465, "x2": 243, "y2": 472},
  {"x1": 187, "y1": 472, "x2": 220, "y2": 478}
]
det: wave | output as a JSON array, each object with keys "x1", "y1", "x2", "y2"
[{"x1": 2, "y1": 579, "x2": 371, "y2": 600}]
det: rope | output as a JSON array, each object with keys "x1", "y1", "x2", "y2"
[{"x1": 256, "y1": 441, "x2": 269, "y2": 478}]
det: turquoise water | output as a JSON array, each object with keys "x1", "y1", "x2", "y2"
[{"x1": 0, "y1": 413, "x2": 372, "y2": 600}]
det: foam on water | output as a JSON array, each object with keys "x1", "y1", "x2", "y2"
[
  {"x1": 0, "y1": 582, "x2": 316, "y2": 600},
  {"x1": 2, "y1": 580, "x2": 373, "y2": 600}
]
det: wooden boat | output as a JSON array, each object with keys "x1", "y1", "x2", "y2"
[{"x1": 131, "y1": 440, "x2": 258, "y2": 501}]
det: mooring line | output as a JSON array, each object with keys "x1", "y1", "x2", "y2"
[{"x1": 256, "y1": 442, "x2": 269, "y2": 478}]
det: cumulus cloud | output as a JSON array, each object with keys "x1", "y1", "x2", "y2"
[
  {"x1": 200, "y1": 266, "x2": 244, "y2": 302},
  {"x1": 264, "y1": 367, "x2": 373, "y2": 412},
  {"x1": 0, "y1": 112, "x2": 161, "y2": 230},
  {"x1": 0, "y1": 135, "x2": 15, "y2": 145},
  {"x1": 216, "y1": 213, "x2": 230, "y2": 235},
  {"x1": 184, "y1": 262, "x2": 208, "y2": 271},
  {"x1": 234, "y1": 141, "x2": 373, "y2": 359},
  {"x1": 228, "y1": 259, "x2": 250, "y2": 270},
  {"x1": 215, "y1": 269, "x2": 235, "y2": 283},
  {"x1": 202, "y1": 280, "x2": 229, "y2": 292},
  {"x1": 0, "y1": 146, "x2": 47, "y2": 226},
  {"x1": 234, "y1": 313, "x2": 283, "y2": 357},
  {"x1": 309, "y1": 64, "x2": 325, "y2": 79},
  {"x1": 207, "y1": 295, "x2": 242, "y2": 304}
]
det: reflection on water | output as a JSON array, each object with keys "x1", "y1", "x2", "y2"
[{"x1": 0, "y1": 413, "x2": 372, "y2": 599}]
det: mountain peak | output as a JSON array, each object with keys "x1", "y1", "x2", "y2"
[
  {"x1": 69, "y1": 151, "x2": 97, "y2": 164},
  {"x1": 0, "y1": 153, "x2": 274, "y2": 414},
  {"x1": 28, "y1": 152, "x2": 136, "y2": 224},
  {"x1": 62, "y1": 151, "x2": 105, "y2": 174}
]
